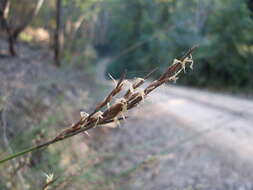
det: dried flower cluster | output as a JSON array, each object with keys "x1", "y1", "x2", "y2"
[{"x1": 51, "y1": 46, "x2": 196, "y2": 144}]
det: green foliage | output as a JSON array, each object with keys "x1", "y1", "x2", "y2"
[
  {"x1": 5, "y1": 0, "x2": 252, "y2": 88},
  {"x1": 106, "y1": 0, "x2": 253, "y2": 89},
  {"x1": 186, "y1": 0, "x2": 253, "y2": 88}
]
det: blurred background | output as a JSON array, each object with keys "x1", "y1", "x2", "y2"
[{"x1": 0, "y1": 0, "x2": 253, "y2": 189}]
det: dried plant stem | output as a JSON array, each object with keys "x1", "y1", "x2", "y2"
[
  {"x1": 1, "y1": 108, "x2": 27, "y2": 188},
  {"x1": 0, "y1": 118, "x2": 125, "y2": 164},
  {"x1": 0, "y1": 46, "x2": 197, "y2": 164}
]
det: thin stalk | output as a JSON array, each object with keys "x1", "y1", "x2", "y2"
[
  {"x1": 0, "y1": 139, "x2": 55, "y2": 164},
  {"x1": 0, "y1": 116, "x2": 125, "y2": 164},
  {"x1": 0, "y1": 120, "x2": 110, "y2": 164}
]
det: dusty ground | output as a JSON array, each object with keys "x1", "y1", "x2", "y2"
[
  {"x1": 94, "y1": 58, "x2": 253, "y2": 190},
  {"x1": 0, "y1": 40, "x2": 97, "y2": 189}
]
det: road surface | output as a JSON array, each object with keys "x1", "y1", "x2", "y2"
[{"x1": 96, "y1": 58, "x2": 253, "y2": 189}]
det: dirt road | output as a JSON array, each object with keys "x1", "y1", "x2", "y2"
[
  {"x1": 150, "y1": 85, "x2": 253, "y2": 163},
  {"x1": 96, "y1": 58, "x2": 253, "y2": 189}
]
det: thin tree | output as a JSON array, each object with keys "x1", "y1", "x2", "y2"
[
  {"x1": 0, "y1": 0, "x2": 12, "y2": 54},
  {"x1": 0, "y1": 0, "x2": 44, "y2": 56},
  {"x1": 54, "y1": 0, "x2": 62, "y2": 67},
  {"x1": 248, "y1": 0, "x2": 253, "y2": 14},
  {"x1": 0, "y1": 0, "x2": 9, "y2": 31}
]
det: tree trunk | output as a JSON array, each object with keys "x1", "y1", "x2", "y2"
[
  {"x1": 0, "y1": 0, "x2": 15, "y2": 55},
  {"x1": 0, "y1": 0, "x2": 45, "y2": 56},
  {"x1": 1, "y1": 1, "x2": 14, "y2": 56},
  {"x1": 54, "y1": 0, "x2": 62, "y2": 67},
  {"x1": 8, "y1": 34, "x2": 16, "y2": 56},
  {"x1": 0, "y1": 0, "x2": 9, "y2": 28},
  {"x1": 248, "y1": 0, "x2": 253, "y2": 13}
]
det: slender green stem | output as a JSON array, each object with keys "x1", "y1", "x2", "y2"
[
  {"x1": 0, "y1": 144, "x2": 44, "y2": 164},
  {"x1": 0, "y1": 137, "x2": 62, "y2": 164},
  {"x1": 0, "y1": 138, "x2": 58, "y2": 164},
  {"x1": 0, "y1": 123, "x2": 95, "y2": 164}
]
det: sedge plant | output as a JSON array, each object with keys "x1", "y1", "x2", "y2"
[{"x1": 0, "y1": 46, "x2": 197, "y2": 164}]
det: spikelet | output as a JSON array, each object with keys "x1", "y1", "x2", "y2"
[
  {"x1": 134, "y1": 77, "x2": 145, "y2": 84},
  {"x1": 91, "y1": 111, "x2": 103, "y2": 127},
  {"x1": 108, "y1": 73, "x2": 117, "y2": 86},
  {"x1": 43, "y1": 173, "x2": 54, "y2": 190},
  {"x1": 113, "y1": 117, "x2": 121, "y2": 127},
  {"x1": 84, "y1": 131, "x2": 90, "y2": 137},
  {"x1": 80, "y1": 111, "x2": 89, "y2": 121},
  {"x1": 107, "y1": 102, "x2": 110, "y2": 109},
  {"x1": 122, "y1": 80, "x2": 134, "y2": 94},
  {"x1": 135, "y1": 88, "x2": 145, "y2": 102},
  {"x1": 115, "y1": 98, "x2": 128, "y2": 122},
  {"x1": 187, "y1": 54, "x2": 194, "y2": 70},
  {"x1": 168, "y1": 68, "x2": 182, "y2": 83},
  {"x1": 172, "y1": 54, "x2": 194, "y2": 73}
]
